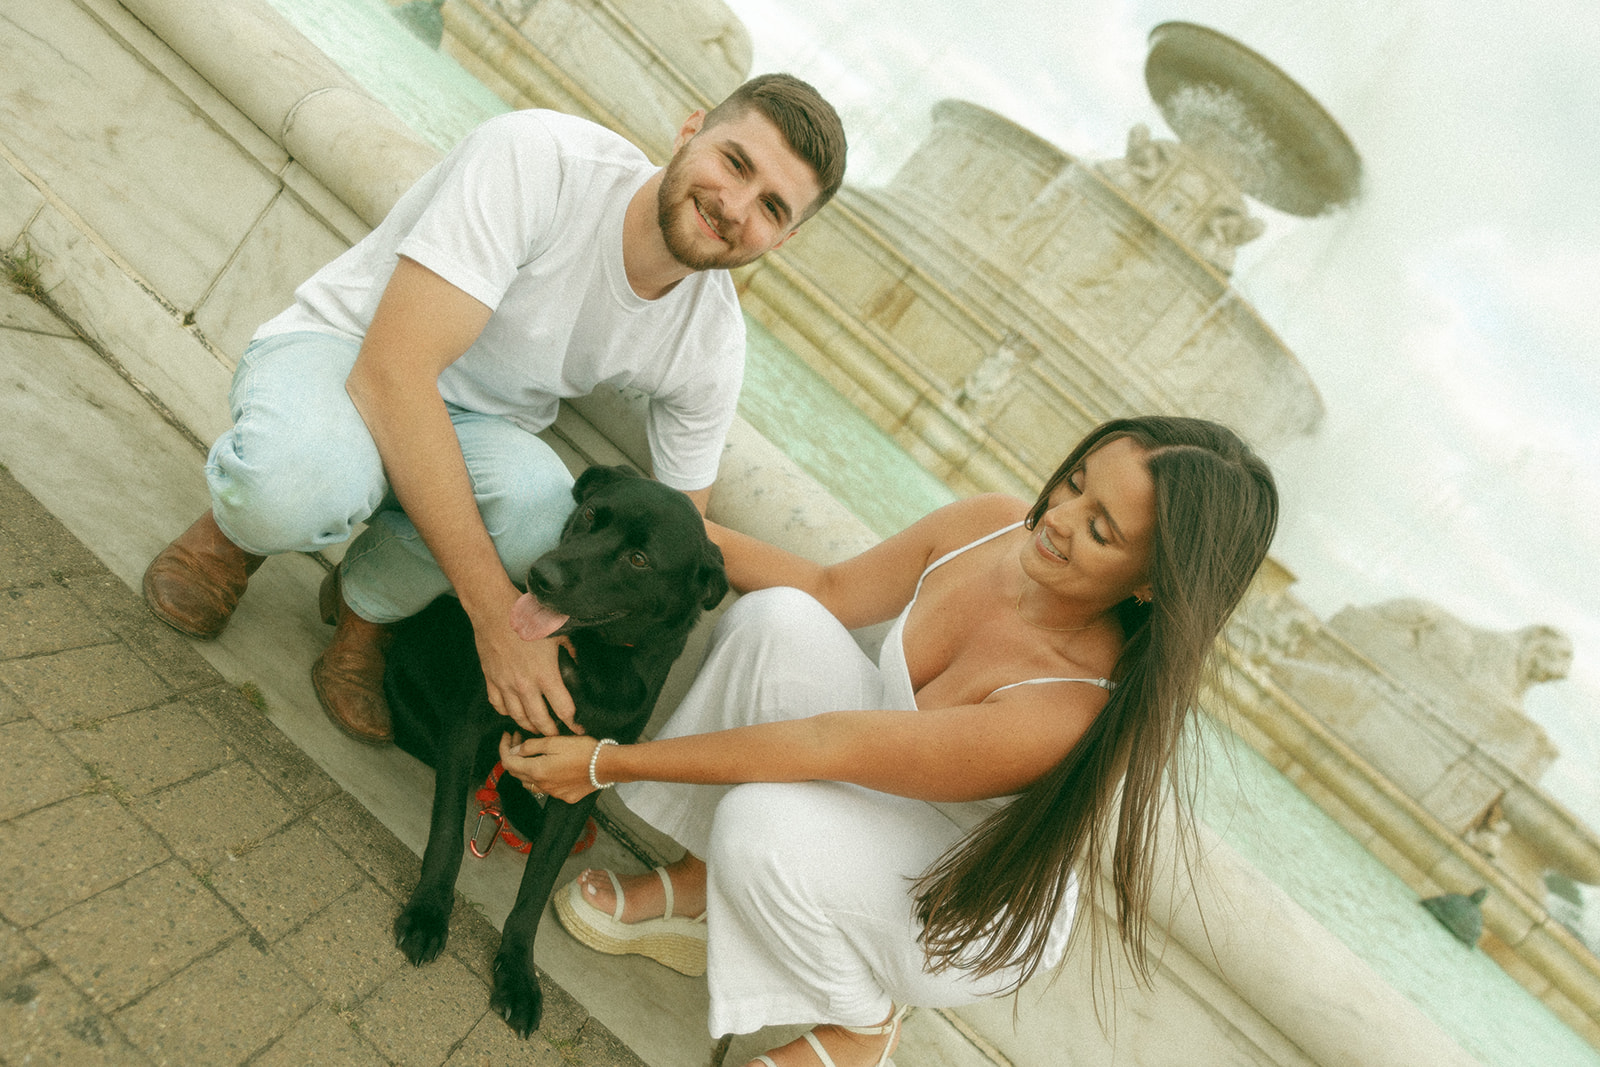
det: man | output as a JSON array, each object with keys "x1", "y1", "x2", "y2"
[{"x1": 142, "y1": 74, "x2": 845, "y2": 745}]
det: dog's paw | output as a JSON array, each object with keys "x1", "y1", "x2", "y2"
[
  {"x1": 489, "y1": 953, "x2": 543, "y2": 1038},
  {"x1": 393, "y1": 903, "x2": 451, "y2": 966}
]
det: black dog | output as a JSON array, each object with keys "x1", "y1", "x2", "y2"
[{"x1": 382, "y1": 465, "x2": 727, "y2": 1037}]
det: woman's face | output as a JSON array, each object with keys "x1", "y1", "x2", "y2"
[{"x1": 1024, "y1": 436, "x2": 1156, "y2": 608}]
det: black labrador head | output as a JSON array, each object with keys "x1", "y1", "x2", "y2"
[{"x1": 510, "y1": 466, "x2": 728, "y2": 648}]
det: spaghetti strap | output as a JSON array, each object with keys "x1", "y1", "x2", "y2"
[
  {"x1": 988, "y1": 676, "x2": 1113, "y2": 698},
  {"x1": 910, "y1": 521, "x2": 1023, "y2": 601},
  {"x1": 907, "y1": 522, "x2": 1116, "y2": 700}
]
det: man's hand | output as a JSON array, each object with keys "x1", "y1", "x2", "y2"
[{"x1": 468, "y1": 585, "x2": 581, "y2": 736}]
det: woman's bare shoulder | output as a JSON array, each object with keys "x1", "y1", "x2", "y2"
[{"x1": 915, "y1": 494, "x2": 1033, "y2": 550}]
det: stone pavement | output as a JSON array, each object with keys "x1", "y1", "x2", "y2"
[{"x1": 0, "y1": 465, "x2": 644, "y2": 1067}]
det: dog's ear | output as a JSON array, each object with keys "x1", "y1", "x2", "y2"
[
  {"x1": 698, "y1": 539, "x2": 729, "y2": 610},
  {"x1": 571, "y1": 464, "x2": 643, "y2": 502}
]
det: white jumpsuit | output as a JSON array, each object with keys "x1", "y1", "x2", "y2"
[{"x1": 617, "y1": 524, "x2": 1106, "y2": 1036}]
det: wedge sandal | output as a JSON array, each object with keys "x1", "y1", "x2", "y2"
[
  {"x1": 554, "y1": 867, "x2": 707, "y2": 977},
  {"x1": 751, "y1": 1004, "x2": 909, "y2": 1067}
]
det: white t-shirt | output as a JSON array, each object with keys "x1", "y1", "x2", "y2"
[{"x1": 257, "y1": 110, "x2": 746, "y2": 491}]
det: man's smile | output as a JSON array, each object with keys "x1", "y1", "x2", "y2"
[{"x1": 694, "y1": 198, "x2": 725, "y2": 242}]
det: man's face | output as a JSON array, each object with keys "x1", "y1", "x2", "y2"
[{"x1": 656, "y1": 108, "x2": 823, "y2": 271}]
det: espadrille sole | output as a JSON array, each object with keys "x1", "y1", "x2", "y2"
[{"x1": 553, "y1": 873, "x2": 707, "y2": 977}]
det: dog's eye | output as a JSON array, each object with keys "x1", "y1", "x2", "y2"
[
  {"x1": 581, "y1": 505, "x2": 595, "y2": 524},
  {"x1": 627, "y1": 550, "x2": 650, "y2": 569}
]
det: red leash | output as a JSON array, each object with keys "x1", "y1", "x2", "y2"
[{"x1": 469, "y1": 762, "x2": 598, "y2": 858}]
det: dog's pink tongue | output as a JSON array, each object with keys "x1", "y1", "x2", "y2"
[{"x1": 509, "y1": 591, "x2": 569, "y2": 641}]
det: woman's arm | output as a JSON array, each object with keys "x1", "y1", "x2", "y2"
[
  {"x1": 500, "y1": 679, "x2": 1104, "y2": 804},
  {"x1": 706, "y1": 493, "x2": 1027, "y2": 630}
]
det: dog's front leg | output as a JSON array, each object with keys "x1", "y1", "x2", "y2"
[
  {"x1": 393, "y1": 735, "x2": 478, "y2": 966},
  {"x1": 490, "y1": 792, "x2": 597, "y2": 1038}
]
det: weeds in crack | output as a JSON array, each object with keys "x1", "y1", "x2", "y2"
[{"x1": 2, "y1": 238, "x2": 49, "y2": 301}]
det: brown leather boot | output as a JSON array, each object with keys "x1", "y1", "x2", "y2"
[
  {"x1": 142, "y1": 510, "x2": 266, "y2": 639},
  {"x1": 311, "y1": 568, "x2": 394, "y2": 745}
]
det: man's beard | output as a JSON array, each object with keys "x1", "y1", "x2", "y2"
[{"x1": 655, "y1": 153, "x2": 763, "y2": 272}]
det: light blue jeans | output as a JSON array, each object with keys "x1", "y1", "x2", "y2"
[{"x1": 205, "y1": 331, "x2": 575, "y2": 623}]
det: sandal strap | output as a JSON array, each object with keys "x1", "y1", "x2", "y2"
[
  {"x1": 655, "y1": 866, "x2": 675, "y2": 921},
  {"x1": 603, "y1": 868, "x2": 625, "y2": 923},
  {"x1": 801, "y1": 1030, "x2": 841, "y2": 1067},
  {"x1": 777, "y1": 1006, "x2": 904, "y2": 1067},
  {"x1": 656, "y1": 865, "x2": 708, "y2": 923},
  {"x1": 593, "y1": 867, "x2": 706, "y2": 925}
]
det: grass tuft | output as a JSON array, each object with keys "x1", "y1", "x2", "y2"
[
  {"x1": 2, "y1": 238, "x2": 49, "y2": 301},
  {"x1": 238, "y1": 682, "x2": 268, "y2": 712}
]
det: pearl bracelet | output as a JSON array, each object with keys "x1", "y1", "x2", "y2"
[{"x1": 588, "y1": 737, "x2": 619, "y2": 790}]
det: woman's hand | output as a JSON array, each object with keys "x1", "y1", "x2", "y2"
[{"x1": 499, "y1": 731, "x2": 604, "y2": 802}]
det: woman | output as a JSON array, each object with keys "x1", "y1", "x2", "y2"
[{"x1": 501, "y1": 416, "x2": 1278, "y2": 1067}]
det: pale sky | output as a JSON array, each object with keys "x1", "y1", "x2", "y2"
[{"x1": 722, "y1": 0, "x2": 1600, "y2": 831}]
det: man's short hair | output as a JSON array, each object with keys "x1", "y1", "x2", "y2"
[{"x1": 703, "y1": 73, "x2": 847, "y2": 222}]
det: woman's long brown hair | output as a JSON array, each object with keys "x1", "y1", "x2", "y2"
[{"x1": 912, "y1": 416, "x2": 1279, "y2": 992}]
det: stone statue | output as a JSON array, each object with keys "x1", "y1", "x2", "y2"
[
  {"x1": 1321, "y1": 597, "x2": 1567, "y2": 782},
  {"x1": 1099, "y1": 124, "x2": 1175, "y2": 189},
  {"x1": 1464, "y1": 800, "x2": 1511, "y2": 860},
  {"x1": 958, "y1": 331, "x2": 1036, "y2": 417},
  {"x1": 1194, "y1": 205, "x2": 1266, "y2": 274},
  {"x1": 1421, "y1": 887, "x2": 1487, "y2": 947},
  {"x1": 1096, "y1": 123, "x2": 1263, "y2": 274},
  {"x1": 1329, "y1": 598, "x2": 1573, "y2": 709}
]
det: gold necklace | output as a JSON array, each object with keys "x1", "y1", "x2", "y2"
[{"x1": 1014, "y1": 586, "x2": 1099, "y2": 633}]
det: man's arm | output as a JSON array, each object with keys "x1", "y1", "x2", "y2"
[{"x1": 345, "y1": 255, "x2": 576, "y2": 735}]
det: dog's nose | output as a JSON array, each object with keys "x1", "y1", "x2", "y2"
[{"x1": 527, "y1": 560, "x2": 560, "y2": 596}]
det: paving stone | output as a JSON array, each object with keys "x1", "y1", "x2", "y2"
[
  {"x1": 311, "y1": 793, "x2": 424, "y2": 899},
  {"x1": 357, "y1": 953, "x2": 489, "y2": 1067},
  {"x1": 277, "y1": 880, "x2": 407, "y2": 1005},
  {"x1": 115, "y1": 936, "x2": 317, "y2": 1064},
  {"x1": 121, "y1": 619, "x2": 226, "y2": 693},
  {"x1": 30, "y1": 859, "x2": 240, "y2": 1011},
  {"x1": 0, "y1": 678, "x2": 24, "y2": 724},
  {"x1": 52, "y1": 566, "x2": 149, "y2": 628},
  {"x1": 0, "y1": 641, "x2": 172, "y2": 730},
  {"x1": 445, "y1": 896, "x2": 505, "y2": 986},
  {"x1": 210, "y1": 819, "x2": 365, "y2": 942},
  {"x1": 571, "y1": 1013, "x2": 648, "y2": 1067},
  {"x1": 0, "y1": 918, "x2": 44, "y2": 980},
  {"x1": 445, "y1": 1009, "x2": 570, "y2": 1067},
  {"x1": 0, "y1": 792, "x2": 168, "y2": 927},
  {"x1": 253, "y1": 1002, "x2": 392, "y2": 1067},
  {"x1": 54, "y1": 567, "x2": 221, "y2": 693},
  {"x1": 530, "y1": 967, "x2": 592, "y2": 1048},
  {"x1": 0, "y1": 964, "x2": 150, "y2": 1066},
  {"x1": 0, "y1": 527, "x2": 32, "y2": 588},
  {"x1": 0, "y1": 717, "x2": 92, "y2": 820},
  {"x1": 130, "y1": 761, "x2": 297, "y2": 866},
  {"x1": 0, "y1": 581, "x2": 111, "y2": 658},
  {"x1": 0, "y1": 474, "x2": 103, "y2": 578},
  {"x1": 188, "y1": 682, "x2": 341, "y2": 809},
  {"x1": 114, "y1": 617, "x2": 222, "y2": 698},
  {"x1": 59, "y1": 699, "x2": 233, "y2": 797}
]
